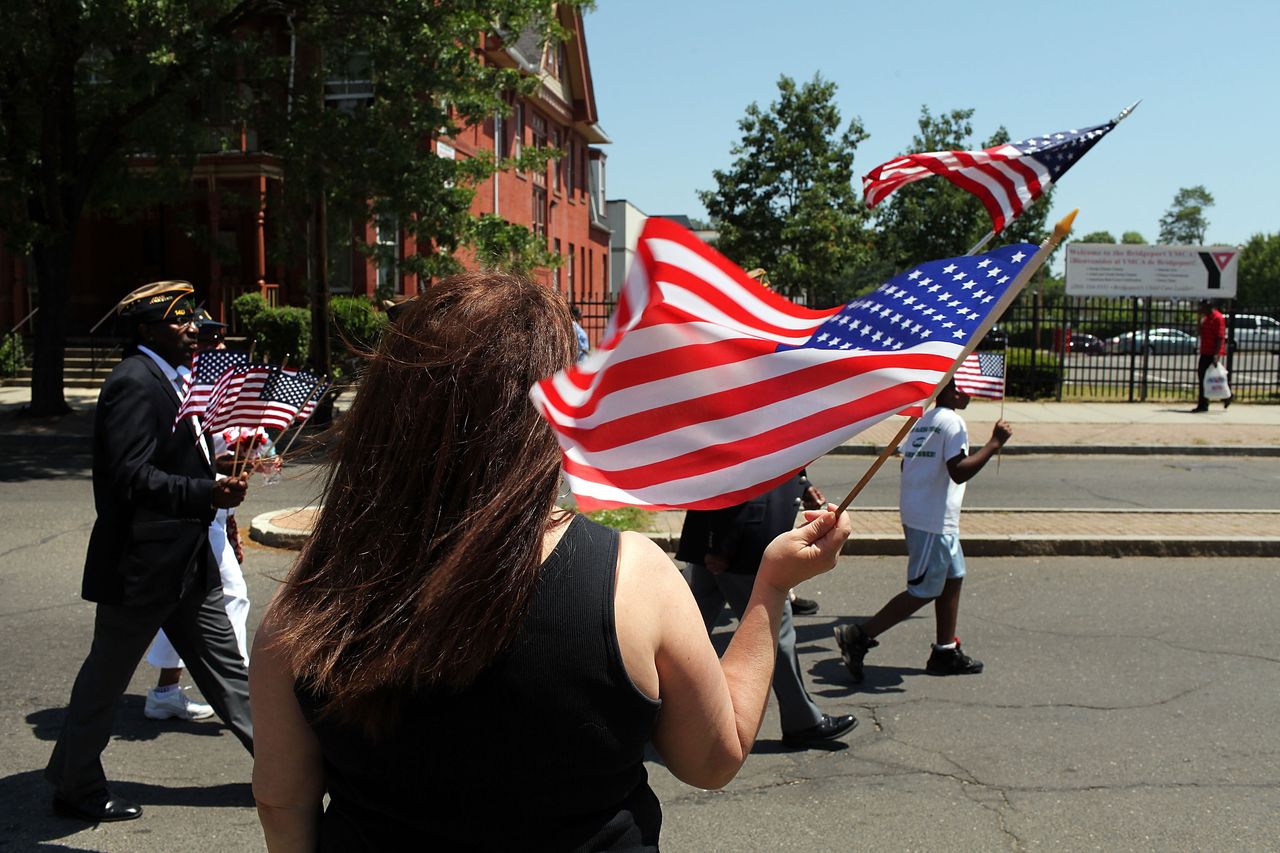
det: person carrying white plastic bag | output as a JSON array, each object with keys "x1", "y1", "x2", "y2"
[{"x1": 1203, "y1": 361, "x2": 1231, "y2": 401}]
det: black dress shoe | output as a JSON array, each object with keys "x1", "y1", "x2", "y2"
[
  {"x1": 1189, "y1": 406, "x2": 1209, "y2": 413},
  {"x1": 781, "y1": 713, "x2": 858, "y2": 748},
  {"x1": 53, "y1": 790, "x2": 142, "y2": 823},
  {"x1": 789, "y1": 595, "x2": 820, "y2": 616}
]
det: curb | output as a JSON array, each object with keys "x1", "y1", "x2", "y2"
[
  {"x1": 250, "y1": 507, "x2": 316, "y2": 550},
  {"x1": 251, "y1": 507, "x2": 1280, "y2": 559}
]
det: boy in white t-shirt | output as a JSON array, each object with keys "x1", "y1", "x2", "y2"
[{"x1": 834, "y1": 379, "x2": 1011, "y2": 680}]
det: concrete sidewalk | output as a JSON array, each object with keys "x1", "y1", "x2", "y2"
[{"x1": 838, "y1": 398, "x2": 1280, "y2": 455}]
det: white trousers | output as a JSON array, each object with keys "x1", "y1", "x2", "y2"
[{"x1": 146, "y1": 508, "x2": 249, "y2": 668}]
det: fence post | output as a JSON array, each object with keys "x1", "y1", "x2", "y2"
[
  {"x1": 1225, "y1": 299, "x2": 1236, "y2": 379},
  {"x1": 1139, "y1": 297, "x2": 1152, "y2": 402},
  {"x1": 1131, "y1": 295, "x2": 1141, "y2": 402},
  {"x1": 1031, "y1": 288, "x2": 1041, "y2": 371},
  {"x1": 1056, "y1": 295, "x2": 1068, "y2": 401}
]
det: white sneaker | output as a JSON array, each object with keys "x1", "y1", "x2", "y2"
[{"x1": 144, "y1": 687, "x2": 214, "y2": 720}]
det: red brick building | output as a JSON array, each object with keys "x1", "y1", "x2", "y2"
[{"x1": 0, "y1": 6, "x2": 610, "y2": 342}]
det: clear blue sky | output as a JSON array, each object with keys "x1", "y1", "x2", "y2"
[{"x1": 584, "y1": 0, "x2": 1276, "y2": 249}]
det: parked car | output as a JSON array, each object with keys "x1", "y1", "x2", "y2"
[
  {"x1": 1105, "y1": 328, "x2": 1198, "y2": 355},
  {"x1": 1228, "y1": 314, "x2": 1280, "y2": 351},
  {"x1": 1068, "y1": 333, "x2": 1106, "y2": 354}
]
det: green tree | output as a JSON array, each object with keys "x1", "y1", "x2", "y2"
[
  {"x1": 872, "y1": 107, "x2": 1054, "y2": 283},
  {"x1": 468, "y1": 214, "x2": 561, "y2": 277},
  {"x1": 1076, "y1": 230, "x2": 1116, "y2": 243},
  {"x1": 0, "y1": 0, "x2": 275, "y2": 415},
  {"x1": 1237, "y1": 232, "x2": 1280, "y2": 306},
  {"x1": 0, "y1": 0, "x2": 575, "y2": 415},
  {"x1": 1121, "y1": 231, "x2": 1147, "y2": 244},
  {"x1": 698, "y1": 74, "x2": 872, "y2": 307},
  {"x1": 1158, "y1": 185, "x2": 1214, "y2": 244}
]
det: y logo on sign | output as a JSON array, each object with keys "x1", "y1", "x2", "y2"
[{"x1": 1198, "y1": 251, "x2": 1236, "y2": 289}]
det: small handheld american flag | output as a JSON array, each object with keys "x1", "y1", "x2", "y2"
[
  {"x1": 954, "y1": 352, "x2": 1006, "y2": 400},
  {"x1": 176, "y1": 349, "x2": 250, "y2": 422}
]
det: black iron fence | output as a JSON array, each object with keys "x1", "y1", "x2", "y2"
[
  {"x1": 997, "y1": 297, "x2": 1280, "y2": 403},
  {"x1": 573, "y1": 297, "x2": 616, "y2": 350}
]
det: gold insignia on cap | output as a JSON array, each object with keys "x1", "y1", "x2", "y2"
[{"x1": 116, "y1": 280, "x2": 196, "y2": 319}]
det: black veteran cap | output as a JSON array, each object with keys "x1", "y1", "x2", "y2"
[
  {"x1": 117, "y1": 281, "x2": 197, "y2": 324},
  {"x1": 195, "y1": 308, "x2": 227, "y2": 342}
]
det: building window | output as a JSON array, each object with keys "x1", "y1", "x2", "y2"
[
  {"x1": 532, "y1": 185, "x2": 547, "y2": 238},
  {"x1": 375, "y1": 213, "x2": 400, "y2": 295},
  {"x1": 513, "y1": 102, "x2": 524, "y2": 172},
  {"x1": 531, "y1": 112, "x2": 547, "y2": 188},
  {"x1": 588, "y1": 248, "x2": 593, "y2": 296},
  {"x1": 551, "y1": 128, "x2": 562, "y2": 193},
  {"x1": 565, "y1": 138, "x2": 574, "y2": 196},
  {"x1": 324, "y1": 52, "x2": 374, "y2": 115},
  {"x1": 568, "y1": 243, "x2": 575, "y2": 301},
  {"x1": 553, "y1": 238, "x2": 562, "y2": 291},
  {"x1": 436, "y1": 140, "x2": 456, "y2": 189}
]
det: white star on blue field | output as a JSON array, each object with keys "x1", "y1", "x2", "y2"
[{"x1": 782, "y1": 243, "x2": 1035, "y2": 354}]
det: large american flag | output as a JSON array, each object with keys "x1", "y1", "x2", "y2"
[
  {"x1": 863, "y1": 121, "x2": 1114, "y2": 232},
  {"x1": 176, "y1": 349, "x2": 251, "y2": 421},
  {"x1": 954, "y1": 352, "x2": 1006, "y2": 399},
  {"x1": 531, "y1": 218, "x2": 1034, "y2": 511}
]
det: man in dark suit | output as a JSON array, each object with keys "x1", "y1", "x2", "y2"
[
  {"x1": 675, "y1": 471, "x2": 857, "y2": 749},
  {"x1": 45, "y1": 281, "x2": 253, "y2": 823}
]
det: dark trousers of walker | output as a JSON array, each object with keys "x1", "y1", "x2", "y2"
[
  {"x1": 1196, "y1": 354, "x2": 1229, "y2": 410},
  {"x1": 686, "y1": 564, "x2": 823, "y2": 734},
  {"x1": 45, "y1": 580, "x2": 254, "y2": 801}
]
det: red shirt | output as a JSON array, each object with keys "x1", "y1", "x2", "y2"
[{"x1": 1199, "y1": 310, "x2": 1226, "y2": 357}]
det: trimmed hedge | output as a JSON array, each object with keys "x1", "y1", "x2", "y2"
[
  {"x1": 232, "y1": 293, "x2": 311, "y2": 366},
  {"x1": 231, "y1": 292, "x2": 388, "y2": 379},
  {"x1": 329, "y1": 296, "x2": 387, "y2": 382},
  {"x1": 1002, "y1": 346, "x2": 1061, "y2": 399},
  {"x1": 0, "y1": 333, "x2": 23, "y2": 377}
]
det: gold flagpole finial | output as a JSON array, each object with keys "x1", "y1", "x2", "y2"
[{"x1": 1053, "y1": 209, "x2": 1079, "y2": 242}]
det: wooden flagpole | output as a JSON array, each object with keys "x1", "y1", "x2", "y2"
[
  {"x1": 832, "y1": 209, "x2": 1080, "y2": 514},
  {"x1": 833, "y1": 417, "x2": 917, "y2": 515}
]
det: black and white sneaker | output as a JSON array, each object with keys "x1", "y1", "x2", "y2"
[
  {"x1": 833, "y1": 623, "x2": 878, "y2": 683},
  {"x1": 925, "y1": 640, "x2": 984, "y2": 676}
]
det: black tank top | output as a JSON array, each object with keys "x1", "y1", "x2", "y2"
[{"x1": 296, "y1": 515, "x2": 664, "y2": 851}]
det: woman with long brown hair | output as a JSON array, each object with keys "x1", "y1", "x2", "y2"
[{"x1": 249, "y1": 272, "x2": 851, "y2": 851}]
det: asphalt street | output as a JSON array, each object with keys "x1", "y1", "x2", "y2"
[{"x1": 2, "y1": 451, "x2": 1278, "y2": 851}]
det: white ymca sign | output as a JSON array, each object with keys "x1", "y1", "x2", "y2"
[{"x1": 1065, "y1": 244, "x2": 1238, "y2": 298}]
